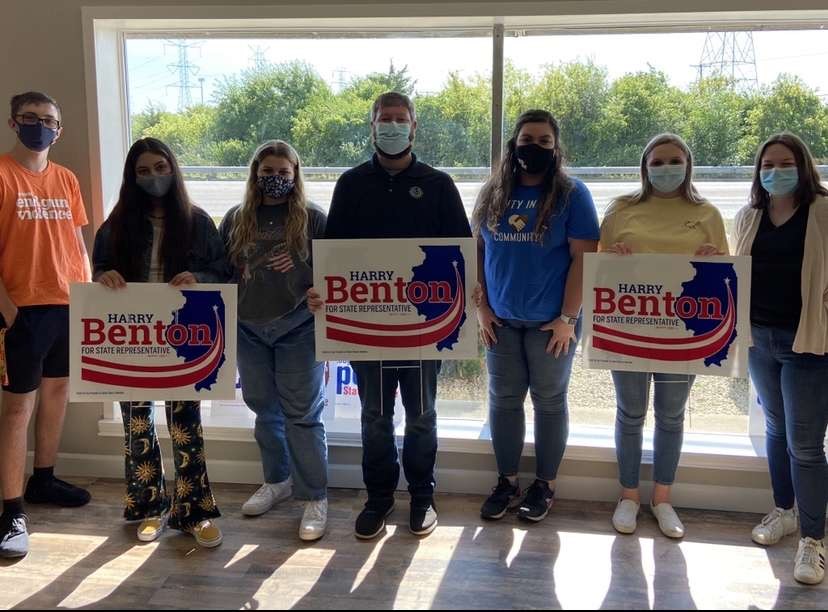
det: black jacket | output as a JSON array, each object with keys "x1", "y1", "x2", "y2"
[
  {"x1": 325, "y1": 153, "x2": 472, "y2": 239},
  {"x1": 92, "y1": 206, "x2": 228, "y2": 283}
]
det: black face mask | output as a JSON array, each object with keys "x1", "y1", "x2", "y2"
[{"x1": 515, "y1": 144, "x2": 556, "y2": 175}]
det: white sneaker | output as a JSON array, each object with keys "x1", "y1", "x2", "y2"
[
  {"x1": 299, "y1": 499, "x2": 328, "y2": 542},
  {"x1": 612, "y1": 499, "x2": 640, "y2": 535},
  {"x1": 242, "y1": 479, "x2": 292, "y2": 517},
  {"x1": 752, "y1": 507, "x2": 799, "y2": 546},
  {"x1": 651, "y1": 502, "x2": 685, "y2": 539},
  {"x1": 794, "y1": 538, "x2": 825, "y2": 585}
]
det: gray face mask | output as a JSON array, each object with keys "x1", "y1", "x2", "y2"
[{"x1": 136, "y1": 174, "x2": 174, "y2": 198}]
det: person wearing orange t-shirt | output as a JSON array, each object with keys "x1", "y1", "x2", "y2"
[{"x1": 0, "y1": 92, "x2": 92, "y2": 559}]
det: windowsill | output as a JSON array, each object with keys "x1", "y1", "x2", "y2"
[{"x1": 98, "y1": 409, "x2": 769, "y2": 473}]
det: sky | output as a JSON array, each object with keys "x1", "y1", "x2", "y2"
[{"x1": 125, "y1": 30, "x2": 828, "y2": 115}]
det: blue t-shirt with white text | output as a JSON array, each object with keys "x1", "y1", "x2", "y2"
[{"x1": 481, "y1": 179, "x2": 600, "y2": 321}]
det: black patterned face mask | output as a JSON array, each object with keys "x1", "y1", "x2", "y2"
[{"x1": 257, "y1": 174, "x2": 295, "y2": 199}]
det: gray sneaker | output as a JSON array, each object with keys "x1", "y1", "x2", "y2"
[{"x1": 0, "y1": 515, "x2": 29, "y2": 559}]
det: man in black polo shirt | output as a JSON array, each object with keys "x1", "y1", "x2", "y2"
[{"x1": 310, "y1": 91, "x2": 471, "y2": 539}]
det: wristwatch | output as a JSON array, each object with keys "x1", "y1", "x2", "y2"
[{"x1": 559, "y1": 313, "x2": 579, "y2": 325}]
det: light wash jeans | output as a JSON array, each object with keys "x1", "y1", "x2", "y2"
[
  {"x1": 612, "y1": 371, "x2": 694, "y2": 489},
  {"x1": 237, "y1": 306, "x2": 327, "y2": 501}
]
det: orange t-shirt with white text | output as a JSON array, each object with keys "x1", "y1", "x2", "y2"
[{"x1": 0, "y1": 154, "x2": 89, "y2": 306}]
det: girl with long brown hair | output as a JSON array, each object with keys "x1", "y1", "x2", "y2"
[
  {"x1": 474, "y1": 110, "x2": 600, "y2": 523},
  {"x1": 92, "y1": 137, "x2": 226, "y2": 548},
  {"x1": 734, "y1": 132, "x2": 828, "y2": 585}
]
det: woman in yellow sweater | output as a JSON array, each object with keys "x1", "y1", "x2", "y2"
[
  {"x1": 733, "y1": 133, "x2": 828, "y2": 586},
  {"x1": 599, "y1": 133, "x2": 728, "y2": 540}
]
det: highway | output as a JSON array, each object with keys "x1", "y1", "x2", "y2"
[{"x1": 186, "y1": 180, "x2": 753, "y2": 222}]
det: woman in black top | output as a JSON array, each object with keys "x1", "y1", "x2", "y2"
[{"x1": 92, "y1": 138, "x2": 226, "y2": 548}]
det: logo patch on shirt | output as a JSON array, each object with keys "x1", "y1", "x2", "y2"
[
  {"x1": 508, "y1": 214, "x2": 529, "y2": 232},
  {"x1": 409, "y1": 186, "x2": 424, "y2": 200},
  {"x1": 684, "y1": 220, "x2": 700, "y2": 230}
]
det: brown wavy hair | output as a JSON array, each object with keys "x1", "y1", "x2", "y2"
[
  {"x1": 472, "y1": 109, "x2": 573, "y2": 237},
  {"x1": 749, "y1": 132, "x2": 828, "y2": 210},
  {"x1": 227, "y1": 140, "x2": 310, "y2": 266}
]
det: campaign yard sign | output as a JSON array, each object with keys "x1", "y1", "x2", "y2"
[
  {"x1": 70, "y1": 283, "x2": 238, "y2": 401},
  {"x1": 313, "y1": 238, "x2": 478, "y2": 361},
  {"x1": 583, "y1": 254, "x2": 751, "y2": 378}
]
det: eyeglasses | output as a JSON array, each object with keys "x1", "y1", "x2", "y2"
[{"x1": 14, "y1": 112, "x2": 61, "y2": 130}]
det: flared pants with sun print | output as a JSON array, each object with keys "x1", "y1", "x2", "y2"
[{"x1": 120, "y1": 401, "x2": 221, "y2": 531}]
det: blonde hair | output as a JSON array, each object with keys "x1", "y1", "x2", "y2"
[
  {"x1": 228, "y1": 140, "x2": 310, "y2": 266},
  {"x1": 615, "y1": 133, "x2": 706, "y2": 207}
]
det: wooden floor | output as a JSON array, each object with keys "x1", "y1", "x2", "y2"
[{"x1": 1, "y1": 478, "x2": 825, "y2": 610}]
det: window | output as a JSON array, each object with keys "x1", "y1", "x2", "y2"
[
  {"x1": 496, "y1": 28, "x2": 828, "y2": 435},
  {"x1": 99, "y1": 15, "x2": 828, "y2": 442}
]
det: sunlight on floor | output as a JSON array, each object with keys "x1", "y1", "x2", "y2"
[
  {"x1": 58, "y1": 542, "x2": 159, "y2": 607},
  {"x1": 0, "y1": 533, "x2": 108, "y2": 608}
]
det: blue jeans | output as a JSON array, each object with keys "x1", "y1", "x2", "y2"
[
  {"x1": 749, "y1": 324, "x2": 828, "y2": 540},
  {"x1": 487, "y1": 319, "x2": 581, "y2": 481},
  {"x1": 613, "y1": 371, "x2": 695, "y2": 489},
  {"x1": 237, "y1": 307, "x2": 328, "y2": 501},
  {"x1": 350, "y1": 360, "x2": 440, "y2": 504}
]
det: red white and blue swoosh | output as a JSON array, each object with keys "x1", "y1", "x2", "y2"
[
  {"x1": 592, "y1": 278, "x2": 736, "y2": 361},
  {"x1": 326, "y1": 263, "x2": 465, "y2": 348},
  {"x1": 80, "y1": 308, "x2": 225, "y2": 389}
]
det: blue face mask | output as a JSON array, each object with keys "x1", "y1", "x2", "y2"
[
  {"x1": 257, "y1": 174, "x2": 295, "y2": 199},
  {"x1": 15, "y1": 122, "x2": 58, "y2": 152},
  {"x1": 374, "y1": 121, "x2": 412, "y2": 157},
  {"x1": 760, "y1": 167, "x2": 799, "y2": 197},
  {"x1": 647, "y1": 164, "x2": 686, "y2": 194}
]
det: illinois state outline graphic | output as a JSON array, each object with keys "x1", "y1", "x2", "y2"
[
  {"x1": 409, "y1": 245, "x2": 467, "y2": 352},
  {"x1": 679, "y1": 262, "x2": 738, "y2": 367},
  {"x1": 169, "y1": 290, "x2": 227, "y2": 391}
]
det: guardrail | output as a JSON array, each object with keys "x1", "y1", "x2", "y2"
[{"x1": 181, "y1": 165, "x2": 828, "y2": 181}]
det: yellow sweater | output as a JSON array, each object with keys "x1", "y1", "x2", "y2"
[
  {"x1": 734, "y1": 196, "x2": 828, "y2": 355},
  {"x1": 599, "y1": 196, "x2": 729, "y2": 255}
]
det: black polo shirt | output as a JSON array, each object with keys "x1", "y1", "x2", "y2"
[{"x1": 324, "y1": 153, "x2": 472, "y2": 239}]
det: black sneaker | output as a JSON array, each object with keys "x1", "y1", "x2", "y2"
[
  {"x1": 481, "y1": 477, "x2": 521, "y2": 520},
  {"x1": 410, "y1": 499, "x2": 438, "y2": 536},
  {"x1": 0, "y1": 514, "x2": 29, "y2": 559},
  {"x1": 24, "y1": 476, "x2": 91, "y2": 508},
  {"x1": 517, "y1": 480, "x2": 554, "y2": 523},
  {"x1": 355, "y1": 499, "x2": 394, "y2": 540}
]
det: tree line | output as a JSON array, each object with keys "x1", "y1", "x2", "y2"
[{"x1": 131, "y1": 59, "x2": 828, "y2": 170}]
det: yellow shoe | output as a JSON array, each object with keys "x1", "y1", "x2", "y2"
[
  {"x1": 189, "y1": 519, "x2": 223, "y2": 548},
  {"x1": 137, "y1": 515, "x2": 167, "y2": 542}
]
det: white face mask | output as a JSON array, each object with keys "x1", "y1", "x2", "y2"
[{"x1": 374, "y1": 121, "x2": 412, "y2": 156}]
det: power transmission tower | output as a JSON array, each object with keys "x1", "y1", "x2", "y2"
[
  {"x1": 693, "y1": 32, "x2": 759, "y2": 90},
  {"x1": 331, "y1": 67, "x2": 349, "y2": 92},
  {"x1": 165, "y1": 40, "x2": 202, "y2": 111},
  {"x1": 249, "y1": 45, "x2": 270, "y2": 71}
]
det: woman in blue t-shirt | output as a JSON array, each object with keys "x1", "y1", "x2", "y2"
[{"x1": 472, "y1": 109, "x2": 600, "y2": 522}]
